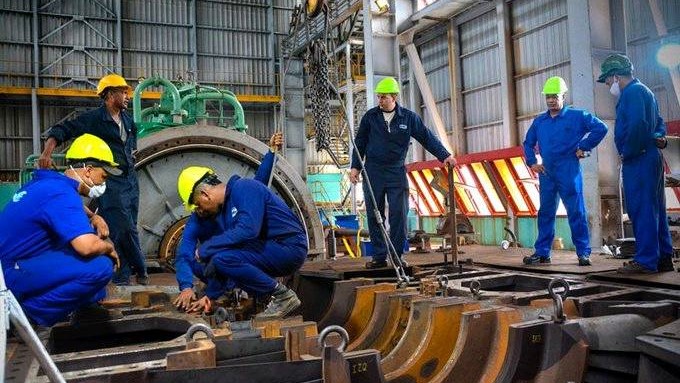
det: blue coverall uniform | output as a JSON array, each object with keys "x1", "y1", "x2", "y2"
[
  {"x1": 0, "y1": 170, "x2": 114, "y2": 326},
  {"x1": 191, "y1": 154, "x2": 307, "y2": 298},
  {"x1": 351, "y1": 103, "x2": 451, "y2": 263},
  {"x1": 523, "y1": 105, "x2": 608, "y2": 258},
  {"x1": 175, "y1": 150, "x2": 276, "y2": 298},
  {"x1": 47, "y1": 106, "x2": 146, "y2": 284},
  {"x1": 615, "y1": 79, "x2": 673, "y2": 271}
]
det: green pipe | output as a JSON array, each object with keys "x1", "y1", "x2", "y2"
[
  {"x1": 180, "y1": 92, "x2": 247, "y2": 132},
  {"x1": 133, "y1": 76, "x2": 185, "y2": 124},
  {"x1": 140, "y1": 105, "x2": 173, "y2": 120}
]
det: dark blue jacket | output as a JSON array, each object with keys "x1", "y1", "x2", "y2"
[
  {"x1": 351, "y1": 103, "x2": 451, "y2": 187},
  {"x1": 523, "y1": 105, "x2": 608, "y2": 166},
  {"x1": 175, "y1": 151, "x2": 280, "y2": 290},
  {"x1": 47, "y1": 106, "x2": 137, "y2": 173},
  {"x1": 615, "y1": 79, "x2": 666, "y2": 161}
]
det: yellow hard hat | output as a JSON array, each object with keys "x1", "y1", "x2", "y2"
[
  {"x1": 542, "y1": 76, "x2": 568, "y2": 95},
  {"x1": 374, "y1": 77, "x2": 400, "y2": 94},
  {"x1": 177, "y1": 166, "x2": 214, "y2": 211},
  {"x1": 96, "y1": 74, "x2": 131, "y2": 96},
  {"x1": 65, "y1": 134, "x2": 121, "y2": 175}
]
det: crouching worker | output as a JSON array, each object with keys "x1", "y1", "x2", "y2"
[
  {"x1": 175, "y1": 133, "x2": 308, "y2": 318},
  {"x1": 0, "y1": 134, "x2": 121, "y2": 326}
]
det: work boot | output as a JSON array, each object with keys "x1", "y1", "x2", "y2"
[
  {"x1": 522, "y1": 254, "x2": 551, "y2": 265},
  {"x1": 256, "y1": 286, "x2": 301, "y2": 319},
  {"x1": 657, "y1": 257, "x2": 674, "y2": 272},
  {"x1": 136, "y1": 274, "x2": 150, "y2": 286},
  {"x1": 577, "y1": 256, "x2": 592, "y2": 266},
  {"x1": 616, "y1": 261, "x2": 656, "y2": 274},
  {"x1": 365, "y1": 259, "x2": 388, "y2": 269}
]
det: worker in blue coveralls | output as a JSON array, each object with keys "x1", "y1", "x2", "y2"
[
  {"x1": 38, "y1": 74, "x2": 149, "y2": 286},
  {"x1": 0, "y1": 134, "x2": 121, "y2": 326},
  {"x1": 175, "y1": 133, "x2": 308, "y2": 318},
  {"x1": 172, "y1": 133, "x2": 283, "y2": 313},
  {"x1": 522, "y1": 76, "x2": 608, "y2": 266},
  {"x1": 597, "y1": 54, "x2": 674, "y2": 274},
  {"x1": 350, "y1": 76, "x2": 457, "y2": 269}
]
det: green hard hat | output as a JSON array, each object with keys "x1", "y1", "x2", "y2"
[
  {"x1": 374, "y1": 77, "x2": 400, "y2": 94},
  {"x1": 542, "y1": 76, "x2": 568, "y2": 95},
  {"x1": 597, "y1": 54, "x2": 633, "y2": 83}
]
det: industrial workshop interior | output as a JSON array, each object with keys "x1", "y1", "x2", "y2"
[{"x1": 1, "y1": 0, "x2": 679, "y2": 382}]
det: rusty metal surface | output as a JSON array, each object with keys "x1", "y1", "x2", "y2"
[
  {"x1": 347, "y1": 289, "x2": 418, "y2": 352},
  {"x1": 429, "y1": 307, "x2": 522, "y2": 383},
  {"x1": 370, "y1": 293, "x2": 422, "y2": 356},
  {"x1": 342, "y1": 283, "x2": 396, "y2": 342},
  {"x1": 383, "y1": 298, "x2": 480, "y2": 382},
  {"x1": 166, "y1": 339, "x2": 216, "y2": 370},
  {"x1": 495, "y1": 319, "x2": 589, "y2": 383},
  {"x1": 316, "y1": 279, "x2": 374, "y2": 329}
]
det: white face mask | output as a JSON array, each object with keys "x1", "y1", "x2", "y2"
[
  {"x1": 609, "y1": 79, "x2": 621, "y2": 97},
  {"x1": 71, "y1": 165, "x2": 107, "y2": 198}
]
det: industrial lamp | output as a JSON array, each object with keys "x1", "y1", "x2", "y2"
[
  {"x1": 657, "y1": 43, "x2": 680, "y2": 69},
  {"x1": 375, "y1": 0, "x2": 389, "y2": 13}
]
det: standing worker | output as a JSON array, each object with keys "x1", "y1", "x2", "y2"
[
  {"x1": 175, "y1": 137, "x2": 308, "y2": 318},
  {"x1": 0, "y1": 134, "x2": 120, "y2": 326},
  {"x1": 523, "y1": 76, "x2": 608, "y2": 266},
  {"x1": 38, "y1": 74, "x2": 149, "y2": 285},
  {"x1": 597, "y1": 54, "x2": 674, "y2": 274},
  {"x1": 350, "y1": 76, "x2": 457, "y2": 269},
  {"x1": 173, "y1": 133, "x2": 282, "y2": 312}
]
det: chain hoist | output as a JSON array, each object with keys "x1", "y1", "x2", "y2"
[{"x1": 309, "y1": 39, "x2": 332, "y2": 152}]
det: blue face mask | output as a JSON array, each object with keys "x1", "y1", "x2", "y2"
[{"x1": 71, "y1": 165, "x2": 107, "y2": 198}]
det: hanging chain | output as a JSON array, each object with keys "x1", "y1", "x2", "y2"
[{"x1": 309, "y1": 39, "x2": 332, "y2": 152}]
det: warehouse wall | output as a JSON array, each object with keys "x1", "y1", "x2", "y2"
[
  {"x1": 402, "y1": 0, "x2": 679, "y2": 156},
  {"x1": 0, "y1": 0, "x2": 294, "y2": 179}
]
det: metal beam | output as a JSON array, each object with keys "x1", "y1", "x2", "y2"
[
  {"x1": 189, "y1": 0, "x2": 198, "y2": 77},
  {"x1": 0, "y1": 87, "x2": 280, "y2": 103},
  {"x1": 115, "y1": 0, "x2": 122, "y2": 72},
  {"x1": 363, "y1": 0, "x2": 400, "y2": 109},
  {"x1": 31, "y1": 0, "x2": 40, "y2": 155},
  {"x1": 567, "y1": 0, "x2": 602, "y2": 249},
  {"x1": 403, "y1": 42, "x2": 453, "y2": 154},
  {"x1": 495, "y1": 0, "x2": 517, "y2": 147},
  {"x1": 448, "y1": 20, "x2": 465, "y2": 155}
]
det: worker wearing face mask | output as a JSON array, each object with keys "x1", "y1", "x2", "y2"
[
  {"x1": 0, "y1": 134, "x2": 121, "y2": 326},
  {"x1": 597, "y1": 53, "x2": 673, "y2": 274},
  {"x1": 522, "y1": 76, "x2": 608, "y2": 266}
]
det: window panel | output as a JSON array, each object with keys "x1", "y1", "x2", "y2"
[{"x1": 471, "y1": 162, "x2": 506, "y2": 213}]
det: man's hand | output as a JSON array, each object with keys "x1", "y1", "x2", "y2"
[
  {"x1": 37, "y1": 137, "x2": 57, "y2": 169},
  {"x1": 655, "y1": 136, "x2": 667, "y2": 149},
  {"x1": 90, "y1": 214, "x2": 110, "y2": 239},
  {"x1": 174, "y1": 288, "x2": 197, "y2": 312},
  {"x1": 106, "y1": 249, "x2": 120, "y2": 271},
  {"x1": 530, "y1": 164, "x2": 546, "y2": 174},
  {"x1": 349, "y1": 168, "x2": 360, "y2": 184},
  {"x1": 269, "y1": 132, "x2": 283, "y2": 152},
  {"x1": 442, "y1": 155, "x2": 457, "y2": 167},
  {"x1": 187, "y1": 296, "x2": 212, "y2": 314}
]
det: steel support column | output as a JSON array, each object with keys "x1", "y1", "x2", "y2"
[
  {"x1": 282, "y1": 59, "x2": 307, "y2": 181},
  {"x1": 345, "y1": 42, "x2": 358, "y2": 213},
  {"x1": 115, "y1": 0, "x2": 122, "y2": 73},
  {"x1": 31, "y1": 0, "x2": 41, "y2": 155},
  {"x1": 567, "y1": 0, "x2": 602, "y2": 248},
  {"x1": 495, "y1": 0, "x2": 517, "y2": 148},
  {"x1": 448, "y1": 20, "x2": 466, "y2": 156},
  {"x1": 362, "y1": 0, "x2": 400, "y2": 109},
  {"x1": 189, "y1": 0, "x2": 198, "y2": 77}
]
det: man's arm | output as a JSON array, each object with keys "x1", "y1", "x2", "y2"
[
  {"x1": 38, "y1": 115, "x2": 89, "y2": 168},
  {"x1": 410, "y1": 114, "x2": 451, "y2": 162},
  {"x1": 522, "y1": 121, "x2": 539, "y2": 166},
  {"x1": 619, "y1": 88, "x2": 655, "y2": 160},
  {"x1": 198, "y1": 181, "x2": 267, "y2": 259},
  {"x1": 350, "y1": 115, "x2": 371, "y2": 171},
  {"x1": 70, "y1": 234, "x2": 119, "y2": 269},
  {"x1": 175, "y1": 215, "x2": 202, "y2": 291},
  {"x1": 577, "y1": 111, "x2": 608, "y2": 151}
]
